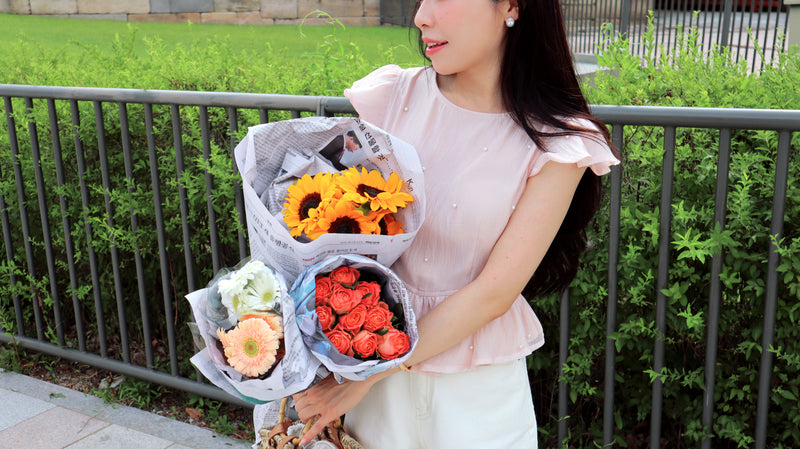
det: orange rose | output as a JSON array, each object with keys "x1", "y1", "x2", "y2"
[
  {"x1": 329, "y1": 266, "x2": 360, "y2": 286},
  {"x1": 338, "y1": 304, "x2": 367, "y2": 334},
  {"x1": 376, "y1": 328, "x2": 410, "y2": 360},
  {"x1": 363, "y1": 304, "x2": 394, "y2": 332},
  {"x1": 316, "y1": 305, "x2": 336, "y2": 331},
  {"x1": 355, "y1": 281, "x2": 381, "y2": 307},
  {"x1": 325, "y1": 329, "x2": 353, "y2": 357},
  {"x1": 328, "y1": 283, "x2": 361, "y2": 315},
  {"x1": 351, "y1": 330, "x2": 378, "y2": 359},
  {"x1": 315, "y1": 276, "x2": 334, "y2": 307}
]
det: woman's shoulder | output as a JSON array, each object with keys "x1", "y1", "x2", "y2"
[
  {"x1": 527, "y1": 117, "x2": 619, "y2": 177},
  {"x1": 345, "y1": 65, "x2": 427, "y2": 96},
  {"x1": 344, "y1": 65, "x2": 430, "y2": 127}
]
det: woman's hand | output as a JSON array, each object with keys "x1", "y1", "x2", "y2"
[{"x1": 292, "y1": 374, "x2": 377, "y2": 445}]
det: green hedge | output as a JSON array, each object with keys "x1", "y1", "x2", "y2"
[
  {"x1": 1, "y1": 17, "x2": 799, "y2": 448},
  {"x1": 0, "y1": 22, "x2": 390, "y2": 369},
  {"x1": 526, "y1": 25, "x2": 799, "y2": 448}
]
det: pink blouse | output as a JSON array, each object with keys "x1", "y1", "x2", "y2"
[{"x1": 345, "y1": 65, "x2": 619, "y2": 374}]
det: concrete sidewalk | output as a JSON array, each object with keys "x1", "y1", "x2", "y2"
[{"x1": 0, "y1": 369, "x2": 253, "y2": 449}]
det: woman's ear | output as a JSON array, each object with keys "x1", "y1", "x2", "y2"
[{"x1": 507, "y1": 0, "x2": 520, "y2": 20}]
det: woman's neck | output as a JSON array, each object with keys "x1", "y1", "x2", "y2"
[{"x1": 435, "y1": 68, "x2": 505, "y2": 114}]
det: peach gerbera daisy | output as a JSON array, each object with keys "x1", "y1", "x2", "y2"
[
  {"x1": 282, "y1": 172, "x2": 340, "y2": 238},
  {"x1": 239, "y1": 312, "x2": 284, "y2": 340},
  {"x1": 307, "y1": 198, "x2": 378, "y2": 240},
  {"x1": 338, "y1": 167, "x2": 414, "y2": 213},
  {"x1": 217, "y1": 318, "x2": 280, "y2": 378}
]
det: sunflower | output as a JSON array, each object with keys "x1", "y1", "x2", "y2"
[
  {"x1": 283, "y1": 173, "x2": 340, "y2": 238},
  {"x1": 338, "y1": 167, "x2": 414, "y2": 213},
  {"x1": 217, "y1": 318, "x2": 280, "y2": 378},
  {"x1": 308, "y1": 198, "x2": 379, "y2": 239},
  {"x1": 376, "y1": 212, "x2": 404, "y2": 236}
]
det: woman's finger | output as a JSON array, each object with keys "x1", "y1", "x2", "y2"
[
  {"x1": 299, "y1": 415, "x2": 332, "y2": 446},
  {"x1": 295, "y1": 405, "x2": 316, "y2": 423}
]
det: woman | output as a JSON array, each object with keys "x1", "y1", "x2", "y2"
[{"x1": 293, "y1": 0, "x2": 619, "y2": 447}]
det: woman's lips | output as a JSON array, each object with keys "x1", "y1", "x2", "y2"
[
  {"x1": 424, "y1": 40, "x2": 447, "y2": 56},
  {"x1": 422, "y1": 37, "x2": 447, "y2": 56}
]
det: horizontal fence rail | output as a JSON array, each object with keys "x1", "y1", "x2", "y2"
[{"x1": 0, "y1": 84, "x2": 798, "y2": 447}]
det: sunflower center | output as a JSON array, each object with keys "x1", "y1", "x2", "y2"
[
  {"x1": 243, "y1": 339, "x2": 260, "y2": 357},
  {"x1": 378, "y1": 218, "x2": 388, "y2": 235},
  {"x1": 358, "y1": 184, "x2": 384, "y2": 198},
  {"x1": 299, "y1": 193, "x2": 322, "y2": 219},
  {"x1": 329, "y1": 217, "x2": 361, "y2": 234}
]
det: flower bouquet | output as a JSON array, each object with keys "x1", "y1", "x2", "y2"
[
  {"x1": 283, "y1": 167, "x2": 413, "y2": 241},
  {"x1": 187, "y1": 259, "x2": 322, "y2": 403},
  {"x1": 234, "y1": 116, "x2": 425, "y2": 283},
  {"x1": 291, "y1": 254, "x2": 418, "y2": 381}
]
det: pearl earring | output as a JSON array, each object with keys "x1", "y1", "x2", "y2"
[{"x1": 505, "y1": 17, "x2": 515, "y2": 27}]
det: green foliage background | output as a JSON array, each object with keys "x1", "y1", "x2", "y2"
[
  {"x1": 1, "y1": 13, "x2": 799, "y2": 448},
  {"x1": 525, "y1": 24, "x2": 799, "y2": 448}
]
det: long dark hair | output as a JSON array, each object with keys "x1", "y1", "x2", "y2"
[{"x1": 411, "y1": 0, "x2": 617, "y2": 299}]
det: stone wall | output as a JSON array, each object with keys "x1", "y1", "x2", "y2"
[{"x1": 0, "y1": 0, "x2": 382, "y2": 26}]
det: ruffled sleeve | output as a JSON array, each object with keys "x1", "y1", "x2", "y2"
[
  {"x1": 528, "y1": 118, "x2": 620, "y2": 177},
  {"x1": 344, "y1": 64, "x2": 404, "y2": 128}
]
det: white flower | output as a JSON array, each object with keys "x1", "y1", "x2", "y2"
[{"x1": 218, "y1": 260, "x2": 281, "y2": 317}]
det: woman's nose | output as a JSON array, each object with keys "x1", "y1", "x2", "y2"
[{"x1": 413, "y1": 0, "x2": 432, "y2": 29}]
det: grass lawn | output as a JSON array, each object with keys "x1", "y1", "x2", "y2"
[
  {"x1": 0, "y1": 13, "x2": 423, "y2": 63},
  {"x1": 0, "y1": 13, "x2": 427, "y2": 92}
]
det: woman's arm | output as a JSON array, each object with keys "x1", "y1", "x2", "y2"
[{"x1": 294, "y1": 160, "x2": 587, "y2": 444}]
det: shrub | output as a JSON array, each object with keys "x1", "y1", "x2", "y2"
[
  {"x1": 526, "y1": 21, "x2": 800, "y2": 448},
  {"x1": 0, "y1": 23, "x2": 385, "y2": 373}
]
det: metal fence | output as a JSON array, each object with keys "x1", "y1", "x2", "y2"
[
  {"x1": 380, "y1": 0, "x2": 417, "y2": 27},
  {"x1": 0, "y1": 84, "x2": 798, "y2": 448},
  {"x1": 381, "y1": 0, "x2": 791, "y2": 70},
  {"x1": 564, "y1": 0, "x2": 791, "y2": 70}
]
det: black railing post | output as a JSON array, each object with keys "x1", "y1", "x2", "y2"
[
  {"x1": 619, "y1": 0, "x2": 633, "y2": 38},
  {"x1": 95, "y1": 100, "x2": 131, "y2": 364},
  {"x1": 650, "y1": 126, "x2": 677, "y2": 449},
  {"x1": 754, "y1": 130, "x2": 791, "y2": 449},
  {"x1": 145, "y1": 103, "x2": 179, "y2": 376},
  {"x1": 700, "y1": 128, "x2": 732, "y2": 449},
  {"x1": 1, "y1": 97, "x2": 24, "y2": 338},
  {"x1": 558, "y1": 288, "x2": 571, "y2": 445},
  {"x1": 603, "y1": 125, "x2": 624, "y2": 448}
]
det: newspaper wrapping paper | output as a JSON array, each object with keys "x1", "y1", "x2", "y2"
[
  {"x1": 290, "y1": 254, "x2": 419, "y2": 382},
  {"x1": 187, "y1": 265, "x2": 322, "y2": 404},
  {"x1": 234, "y1": 116, "x2": 425, "y2": 285}
]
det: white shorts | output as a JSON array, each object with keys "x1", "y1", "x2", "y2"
[{"x1": 344, "y1": 358, "x2": 538, "y2": 449}]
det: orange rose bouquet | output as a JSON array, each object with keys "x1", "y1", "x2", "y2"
[
  {"x1": 186, "y1": 259, "x2": 321, "y2": 403},
  {"x1": 291, "y1": 254, "x2": 418, "y2": 381},
  {"x1": 315, "y1": 266, "x2": 411, "y2": 361}
]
